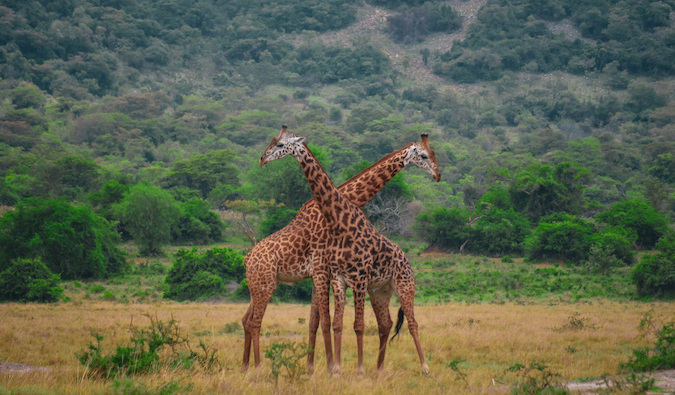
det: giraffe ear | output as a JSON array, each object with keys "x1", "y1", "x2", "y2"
[{"x1": 289, "y1": 136, "x2": 306, "y2": 144}]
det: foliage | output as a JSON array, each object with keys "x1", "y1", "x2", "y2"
[
  {"x1": 469, "y1": 208, "x2": 531, "y2": 256},
  {"x1": 631, "y1": 235, "x2": 675, "y2": 297},
  {"x1": 113, "y1": 183, "x2": 182, "y2": 256},
  {"x1": 77, "y1": 315, "x2": 220, "y2": 378},
  {"x1": 525, "y1": 214, "x2": 599, "y2": 264},
  {"x1": 386, "y1": 4, "x2": 462, "y2": 44},
  {"x1": 164, "y1": 150, "x2": 240, "y2": 199},
  {"x1": 0, "y1": 258, "x2": 63, "y2": 303},
  {"x1": 0, "y1": 198, "x2": 127, "y2": 279},
  {"x1": 164, "y1": 247, "x2": 245, "y2": 301},
  {"x1": 622, "y1": 311, "x2": 675, "y2": 372},
  {"x1": 171, "y1": 198, "x2": 224, "y2": 245},
  {"x1": 596, "y1": 200, "x2": 669, "y2": 249},
  {"x1": 503, "y1": 162, "x2": 590, "y2": 222},
  {"x1": 505, "y1": 360, "x2": 567, "y2": 395},
  {"x1": 264, "y1": 341, "x2": 313, "y2": 386},
  {"x1": 414, "y1": 205, "x2": 470, "y2": 250}
]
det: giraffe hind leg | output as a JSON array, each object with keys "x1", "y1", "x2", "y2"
[
  {"x1": 368, "y1": 282, "x2": 394, "y2": 371},
  {"x1": 395, "y1": 278, "x2": 429, "y2": 374}
]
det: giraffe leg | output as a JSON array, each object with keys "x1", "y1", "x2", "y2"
[
  {"x1": 368, "y1": 282, "x2": 394, "y2": 371},
  {"x1": 353, "y1": 283, "x2": 368, "y2": 376},
  {"x1": 306, "y1": 287, "x2": 319, "y2": 374},
  {"x1": 331, "y1": 277, "x2": 346, "y2": 376},
  {"x1": 241, "y1": 304, "x2": 253, "y2": 372},
  {"x1": 241, "y1": 275, "x2": 276, "y2": 372},
  {"x1": 314, "y1": 269, "x2": 334, "y2": 374},
  {"x1": 395, "y1": 278, "x2": 429, "y2": 374}
]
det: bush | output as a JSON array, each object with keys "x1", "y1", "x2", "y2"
[
  {"x1": 469, "y1": 208, "x2": 531, "y2": 256},
  {"x1": 631, "y1": 235, "x2": 675, "y2": 297},
  {"x1": 164, "y1": 247, "x2": 245, "y2": 301},
  {"x1": 77, "y1": 315, "x2": 219, "y2": 378},
  {"x1": 414, "y1": 206, "x2": 470, "y2": 250},
  {"x1": 596, "y1": 200, "x2": 669, "y2": 250},
  {"x1": 0, "y1": 259, "x2": 63, "y2": 303},
  {"x1": 525, "y1": 213, "x2": 599, "y2": 264},
  {"x1": 596, "y1": 226, "x2": 637, "y2": 265},
  {"x1": 0, "y1": 199, "x2": 128, "y2": 279},
  {"x1": 171, "y1": 198, "x2": 224, "y2": 245}
]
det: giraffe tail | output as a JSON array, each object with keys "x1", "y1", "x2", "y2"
[{"x1": 389, "y1": 308, "x2": 405, "y2": 345}]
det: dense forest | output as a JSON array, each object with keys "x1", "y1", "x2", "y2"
[{"x1": 1, "y1": 0, "x2": 675, "y2": 301}]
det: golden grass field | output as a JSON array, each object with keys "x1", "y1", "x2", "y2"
[{"x1": 1, "y1": 300, "x2": 674, "y2": 394}]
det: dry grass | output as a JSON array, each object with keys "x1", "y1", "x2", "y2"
[{"x1": 1, "y1": 300, "x2": 671, "y2": 394}]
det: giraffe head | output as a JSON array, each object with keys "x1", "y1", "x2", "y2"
[
  {"x1": 260, "y1": 125, "x2": 306, "y2": 165},
  {"x1": 405, "y1": 133, "x2": 441, "y2": 182}
]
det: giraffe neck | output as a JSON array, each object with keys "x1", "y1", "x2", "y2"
[
  {"x1": 293, "y1": 143, "x2": 351, "y2": 231},
  {"x1": 337, "y1": 145, "x2": 412, "y2": 208}
]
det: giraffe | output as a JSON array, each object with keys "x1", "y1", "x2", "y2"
[
  {"x1": 259, "y1": 126, "x2": 438, "y2": 375},
  {"x1": 241, "y1": 129, "x2": 441, "y2": 374}
]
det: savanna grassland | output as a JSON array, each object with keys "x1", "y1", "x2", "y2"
[{"x1": 0, "y1": 298, "x2": 669, "y2": 395}]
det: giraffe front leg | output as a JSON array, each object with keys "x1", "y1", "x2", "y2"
[
  {"x1": 368, "y1": 282, "x2": 394, "y2": 371},
  {"x1": 396, "y1": 279, "x2": 429, "y2": 374},
  {"x1": 314, "y1": 269, "x2": 334, "y2": 374},
  {"x1": 353, "y1": 283, "x2": 368, "y2": 376},
  {"x1": 331, "y1": 276, "x2": 346, "y2": 376},
  {"x1": 242, "y1": 276, "x2": 276, "y2": 371},
  {"x1": 307, "y1": 287, "x2": 319, "y2": 374}
]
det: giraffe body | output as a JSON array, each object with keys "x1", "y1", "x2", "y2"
[
  {"x1": 242, "y1": 132, "x2": 440, "y2": 374},
  {"x1": 259, "y1": 126, "x2": 437, "y2": 375}
]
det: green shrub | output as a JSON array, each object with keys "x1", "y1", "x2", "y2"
[
  {"x1": 584, "y1": 246, "x2": 623, "y2": 275},
  {"x1": 0, "y1": 198, "x2": 128, "y2": 279},
  {"x1": 596, "y1": 200, "x2": 669, "y2": 250},
  {"x1": 0, "y1": 259, "x2": 63, "y2": 303},
  {"x1": 596, "y1": 226, "x2": 637, "y2": 265},
  {"x1": 164, "y1": 247, "x2": 245, "y2": 301},
  {"x1": 525, "y1": 214, "x2": 599, "y2": 264},
  {"x1": 77, "y1": 315, "x2": 220, "y2": 378},
  {"x1": 264, "y1": 341, "x2": 313, "y2": 386},
  {"x1": 631, "y1": 235, "x2": 675, "y2": 297},
  {"x1": 414, "y1": 206, "x2": 470, "y2": 250},
  {"x1": 171, "y1": 198, "x2": 224, "y2": 245},
  {"x1": 470, "y1": 208, "x2": 531, "y2": 256},
  {"x1": 622, "y1": 313, "x2": 675, "y2": 372}
]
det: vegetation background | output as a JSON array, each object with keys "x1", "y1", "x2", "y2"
[{"x1": 2, "y1": 0, "x2": 675, "y2": 392}]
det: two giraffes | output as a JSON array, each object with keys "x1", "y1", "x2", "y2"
[{"x1": 241, "y1": 125, "x2": 441, "y2": 375}]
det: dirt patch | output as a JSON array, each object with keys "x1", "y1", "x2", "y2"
[{"x1": 0, "y1": 362, "x2": 51, "y2": 373}]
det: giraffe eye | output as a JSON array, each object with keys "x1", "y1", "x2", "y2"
[
  {"x1": 277, "y1": 143, "x2": 284, "y2": 148},
  {"x1": 421, "y1": 154, "x2": 428, "y2": 160}
]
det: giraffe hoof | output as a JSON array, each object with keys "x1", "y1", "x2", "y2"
[
  {"x1": 332, "y1": 366, "x2": 342, "y2": 377},
  {"x1": 357, "y1": 366, "x2": 365, "y2": 376},
  {"x1": 421, "y1": 363, "x2": 430, "y2": 375}
]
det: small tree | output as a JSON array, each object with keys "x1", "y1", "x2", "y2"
[
  {"x1": 113, "y1": 183, "x2": 181, "y2": 256},
  {"x1": 0, "y1": 258, "x2": 63, "y2": 303}
]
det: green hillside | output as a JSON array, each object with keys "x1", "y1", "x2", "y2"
[{"x1": 1, "y1": 0, "x2": 675, "y2": 299}]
